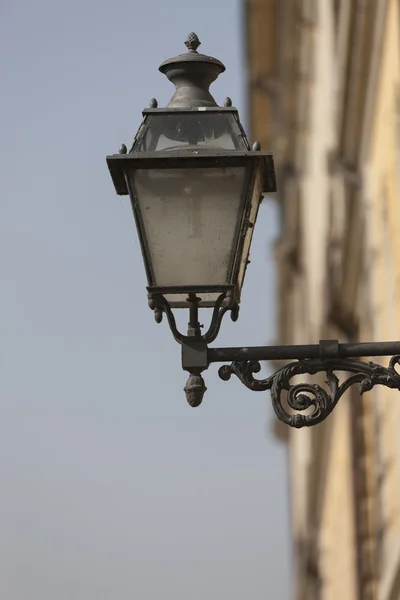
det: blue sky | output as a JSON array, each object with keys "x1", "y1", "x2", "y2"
[{"x1": 0, "y1": 0, "x2": 290, "y2": 598}]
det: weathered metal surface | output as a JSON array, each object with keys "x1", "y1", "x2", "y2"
[
  {"x1": 184, "y1": 373, "x2": 207, "y2": 407},
  {"x1": 159, "y1": 33, "x2": 226, "y2": 108},
  {"x1": 218, "y1": 355, "x2": 400, "y2": 428}
]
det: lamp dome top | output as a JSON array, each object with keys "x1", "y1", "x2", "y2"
[{"x1": 158, "y1": 33, "x2": 226, "y2": 108}]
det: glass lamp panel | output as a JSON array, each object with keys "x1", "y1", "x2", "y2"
[
  {"x1": 130, "y1": 166, "x2": 250, "y2": 289},
  {"x1": 135, "y1": 113, "x2": 247, "y2": 152},
  {"x1": 236, "y1": 168, "x2": 264, "y2": 298}
]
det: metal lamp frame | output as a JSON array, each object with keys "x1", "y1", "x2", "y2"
[
  {"x1": 106, "y1": 33, "x2": 400, "y2": 427},
  {"x1": 107, "y1": 148, "x2": 275, "y2": 307}
]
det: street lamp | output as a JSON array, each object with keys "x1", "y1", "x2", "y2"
[{"x1": 107, "y1": 33, "x2": 400, "y2": 428}]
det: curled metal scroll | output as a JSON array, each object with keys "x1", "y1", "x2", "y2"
[
  {"x1": 218, "y1": 356, "x2": 400, "y2": 428},
  {"x1": 148, "y1": 292, "x2": 239, "y2": 344},
  {"x1": 202, "y1": 292, "x2": 239, "y2": 344},
  {"x1": 148, "y1": 294, "x2": 185, "y2": 343}
]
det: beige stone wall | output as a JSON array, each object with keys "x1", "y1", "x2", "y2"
[
  {"x1": 245, "y1": 0, "x2": 400, "y2": 598},
  {"x1": 366, "y1": 1, "x2": 400, "y2": 597},
  {"x1": 318, "y1": 398, "x2": 358, "y2": 600}
]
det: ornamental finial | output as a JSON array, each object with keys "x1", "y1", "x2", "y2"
[
  {"x1": 159, "y1": 32, "x2": 225, "y2": 107},
  {"x1": 185, "y1": 32, "x2": 201, "y2": 52}
]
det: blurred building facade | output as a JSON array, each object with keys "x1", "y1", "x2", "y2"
[{"x1": 244, "y1": 1, "x2": 400, "y2": 599}]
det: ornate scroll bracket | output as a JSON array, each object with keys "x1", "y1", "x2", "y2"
[{"x1": 218, "y1": 356, "x2": 400, "y2": 428}]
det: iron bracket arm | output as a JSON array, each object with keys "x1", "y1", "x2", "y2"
[{"x1": 182, "y1": 339, "x2": 400, "y2": 427}]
